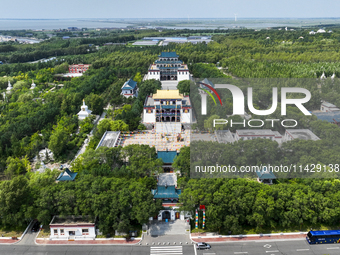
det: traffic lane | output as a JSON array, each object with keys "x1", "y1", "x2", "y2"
[
  {"x1": 0, "y1": 245, "x2": 151, "y2": 255},
  {"x1": 196, "y1": 240, "x2": 340, "y2": 255}
]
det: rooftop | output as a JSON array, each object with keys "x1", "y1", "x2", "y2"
[
  {"x1": 96, "y1": 131, "x2": 121, "y2": 149},
  {"x1": 121, "y1": 78, "x2": 137, "y2": 90},
  {"x1": 152, "y1": 185, "x2": 181, "y2": 199},
  {"x1": 50, "y1": 215, "x2": 94, "y2": 225},
  {"x1": 157, "y1": 151, "x2": 178, "y2": 164},
  {"x1": 256, "y1": 166, "x2": 276, "y2": 180},
  {"x1": 152, "y1": 90, "x2": 183, "y2": 100},
  {"x1": 159, "y1": 52, "x2": 179, "y2": 58},
  {"x1": 56, "y1": 168, "x2": 77, "y2": 181},
  {"x1": 285, "y1": 129, "x2": 320, "y2": 141},
  {"x1": 236, "y1": 129, "x2": 276, "y2": 136},
  {"x1": 313, "y1": 111, "x2": 340, "y2": 123},
  {"x1": 215, "y1": 130, "x2": 235, "y2": 143},
  {"x1": 322, "y1": 101, "x2": 338, "y2": 108}
]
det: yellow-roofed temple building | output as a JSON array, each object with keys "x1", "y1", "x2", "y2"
[{"x1": 143, "y1": 89, "x2": 192, "y2": 132}]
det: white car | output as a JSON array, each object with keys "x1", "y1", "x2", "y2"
[{"x1": 196, "y1": 242, "x2": 211, "y2": 249}]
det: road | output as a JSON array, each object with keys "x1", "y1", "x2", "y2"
[
  {"x1": 196, "y1": 240, "x2": 340, "y2": 255},
  {"x1": 0, "y1": 238, "x2": 338, "y2": 254},
  {"x1": 0, "y1": 245, "x2": 195, "y2": 255}
]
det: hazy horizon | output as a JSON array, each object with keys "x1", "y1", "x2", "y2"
[{"x1": 2, "y1": 0, "x2": 340, "y2": 19}]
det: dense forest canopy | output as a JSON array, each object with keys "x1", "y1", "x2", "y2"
[{"x1": 1, "y1": 26, "x2": 340, "y2": 235}]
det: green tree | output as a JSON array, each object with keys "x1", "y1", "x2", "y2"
[
  {"x1": 177, "y1": 80, "x2": 191, "y2": 95},
  {"x1": 48, "y1": 128, "x2": 69, "y2": 157}
]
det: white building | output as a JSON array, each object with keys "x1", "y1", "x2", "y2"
[
  {"x1": 145, "y1": 52, "x2": 190, "y2": 82},
  {"x1": 6, "y1": 80, "x2": 12, "y2": 92},
  {"x1": 235, "y1": 129, "x2": 283, "y2": 144},
  {"x1": 285, "y1": 129, "x2": 320, "y2": 141},
  {"x1": 121, "y1": 78, "x2": 138, "y2": 98},
  {"x1": 30, "y1": 80, "x2": 36, "y2": 90},
  {"x1": 143, "y1": 90, "x2": 192, "y2": 131},
  {"x1": 320, "y1": 101, "x2": 340, "y2": 112},
  {"x1": 49, "y1": 215, "x2": 96, "y2": 240},
  {"x1": 77, "y1": 99, "x2": 92, "y2": 120},
  {"x1": 317, "y1": 29, "x2": 326, "y2": 33}
]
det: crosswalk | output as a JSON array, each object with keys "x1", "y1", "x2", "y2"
[{"x1": 150, "y1": 246, "x2": 183, "y2": 255}]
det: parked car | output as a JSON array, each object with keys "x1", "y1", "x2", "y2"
[
  {"x1": 196, "y1": 242, "x2": 211, "y2": 249},
  {"x1": 31, "y1": 221, "x2": 40, "y2": 232}
]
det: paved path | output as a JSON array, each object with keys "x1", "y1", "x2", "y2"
[
  {"x1": 16, "y1": 220, "x2": 38, "y2": 245},
  {"x1": 161, "y1": 81, "x2": 178, "y2": 90},
  {"x1": 36, "y1": 238, "x2": 140, "y2": 245},
  {"x1": 191, "y1": 233, "x2": 306, "y2": 243},
  {"x1": 142, "y1": 220, "x2": 191, "y2": 245}
]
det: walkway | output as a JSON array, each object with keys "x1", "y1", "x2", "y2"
[
  {"x1": 35, "y1": 238, "x2": 140, "y2": 245},
  {"x1": 191, "y1": 232, "x2": 307, "y2": 243},
  {"x1": 142, "y1": 220, "x2": 191, "y2": 245}
]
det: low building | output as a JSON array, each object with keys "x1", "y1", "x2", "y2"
[
  {"x1": 320, "y1": 101, "x2": 340, "y2": 112},
  {"x1": 256, "y1": 166, "x2": 276, "y2": 184},
  {"x1": 235, "y1": 129, "x2": 282, "y2": 144},
  {"x1": 313, "y1": 111, "x2": 340, "y2": 127},
  {"x1": 56, "y1": 168, "x2": 77, "y2": 182},
  {"x1": 49, "y1": 215, "x2": 95, "y2": 240},
  {"x1": 151, "y1": 185, "x2": 183, "y2": 221},
  {"x1": 77, "y1": 99, "x2": 92, "y2": 120},
  {"x1": 121, "y1": 79, "x2": 138, "y2": 98},
  {"x1": 96, "y1": 131, "x2": 121, "y2": 149},
  {"x1": 285, "y1": 129, "x2": 320, "y2": 141},
  {"x1": 157, "y1": 151, "x2": 178, "y2": 172},
  {"x1": 69, "y1": 64, "x2": 91, "y2": 74},
  {"x1": 215, "y1": 130, "x2": 235, "y2": 143}
]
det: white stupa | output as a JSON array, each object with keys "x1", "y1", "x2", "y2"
[
  {"x1": 6, "y1": 80, "x2": 12, "y2": 92},
  {"x1": 30, "y1": 80, "x2": 36, "y2": 90},
  {"x1": 77, "y1": 99, "x2": 92, "y2": 120},
  {"x1": 320, "y1": 72, "x2": 326, "y2": 79}
]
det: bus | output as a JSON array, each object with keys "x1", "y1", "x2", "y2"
[{"x1": 306, "y1": 230, "x2": 340, "y2": 244}]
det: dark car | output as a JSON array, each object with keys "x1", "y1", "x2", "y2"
[
  {"x1": 196, "y1": 242, "x2": 211, "y2": 249},
  {"x1": 31, "y1": 221, "x2": 40, "y2": 232}
]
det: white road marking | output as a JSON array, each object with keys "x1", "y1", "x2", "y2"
[
  {"x1": 150, "y1": 246, "x2": 183, "y2": 255},
  {"x1": 327, "y1": 247, "x2": 340, "y2": 249},
  {"x1": 234, "y1": 252, "x2": 248, "y2": 254},
  {"x1": 296, "y1": 249, "x2": 309, "y2": 251},
  {"x1": 263, "y1": 244, "x2": 272, "y2": 248},
  {"x1": 265, "y1": 251, "x2": 279, "y2": 253}
]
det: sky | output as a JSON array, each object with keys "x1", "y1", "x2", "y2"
[{"x1": 2, "y1": 0, "x2": 340, "y2": 19}]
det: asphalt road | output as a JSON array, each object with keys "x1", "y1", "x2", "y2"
[
  {"x1": 0, "y1": 245, "x2": 196, "y2": 255},
  {"x1": 196, "y1": 240, "x2": 340, "y2": 255},
  {"x1": 0, "y1": 239, "x2": 339, "y2": 254}
]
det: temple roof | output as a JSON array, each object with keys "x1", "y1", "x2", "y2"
[
  {"x1": 121, "y1": 78, "x2": 137, "y2": 90},
  {"x1": 159, "y1": 52, "x2": 179, "y2": 58},
  {"x1": 56, "y1": 168, "x2": 77, "y2": 181},
  {"x1": 152, "y1": 185, "x2": 181, "y2": 199},
  {"x1": 256, "y1": 167, "x2": 276, "y2": 180},
  {"x1": 153, "y1": 90, "x2": 183, "y2": 99},
  {"x1": 157, "y1": 151, "x2": 178, "y2": 164}
]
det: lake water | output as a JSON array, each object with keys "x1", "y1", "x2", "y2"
[{"x1": 1, "y1": 18, "x2": 340, "y2": 31}]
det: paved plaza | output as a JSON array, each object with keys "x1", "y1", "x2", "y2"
[{"x1": 118, "y1": 130, "x2": 190, "y2": 152}]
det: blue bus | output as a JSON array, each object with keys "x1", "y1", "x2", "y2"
[{"x1": 306, "y1": 230, "x2": 340, "y2": 244}]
